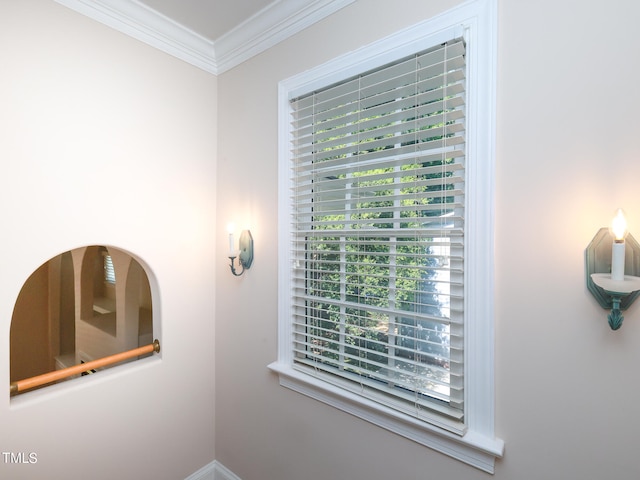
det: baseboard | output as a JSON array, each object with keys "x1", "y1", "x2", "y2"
[
  {"x1": 185, "y1": 460, "x2": 241, "y2": 480},
  {"x1": 213, "y1": 461, "x2": 242, "y2": 480}
]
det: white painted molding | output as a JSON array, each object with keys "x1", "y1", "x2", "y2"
[
  {"x1": 213, "y1": 461, "x2": 243, "y2": 480},
  {"x1": 184, "y1": 460, "x2": 242, "y2": 480},
  {"x1": 185, "y1": 461, "x2": 215, "y2": 480},
  {"x1": 54, "y1": 0, "x2": 355, "y2": 75},
  {"x1": 269, "y1": 362, "x2": 503, "y2": 474},
  {"x1": 215, "y1": 0, "x2": 355, "y2": 73}
]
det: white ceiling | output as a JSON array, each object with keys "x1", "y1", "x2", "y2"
[
  {"x1": 137, "y1": 0, "x2": 275, "y2": 42},
  {"x1": 54, "y1": 0, "x2": 354, "y2": 74}
]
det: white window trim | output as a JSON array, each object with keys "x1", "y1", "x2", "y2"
[{"x1": 269, "y1": 0, "x2": 503, "y2": 473}]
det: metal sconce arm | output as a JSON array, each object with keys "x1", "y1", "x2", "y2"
[{"x1": 228, "y1": 255, "x2": 246, "y2": 276}]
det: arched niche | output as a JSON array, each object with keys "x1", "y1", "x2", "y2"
[{"x1": 10, "y1": 245, "x2": 156, "y2": 395}]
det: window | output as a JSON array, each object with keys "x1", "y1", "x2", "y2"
[
  {"x1": 270, "y1": 0, "x2": 503, "y2": 473},
  {"x1": 290, "y1": 36, "x2": 466, "y2": 428},
  {"x1": 103, "y1": 251, "x2": 116, "y2": 285}
]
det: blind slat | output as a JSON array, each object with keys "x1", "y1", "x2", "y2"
[
  {"x1": 291, "y1": 296, "x2": 464, "y2": 326},
  {"x1": 293, "y1": 89, "x2": 465, "y2": 146},
  {"x1": 293, "y1": 146, "x2": 465, "y2": 176},
  {"x1": 295, "y1": 127, "x2": 465, "y2": 162}
]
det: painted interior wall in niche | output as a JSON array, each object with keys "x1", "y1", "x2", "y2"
[
  {"x1": 10, "y1": 251, "x2": 76, "y2": 384},
  {"x1": 75, "y1": 246, "x2": 153, "y2": 363},
  {"x1": 10, "y1": 262, "x2": 52, "y2": 383}
]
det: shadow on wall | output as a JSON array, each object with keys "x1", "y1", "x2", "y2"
[{"x1": 9, "y1": 245, "x2": 154, "y2": 395}]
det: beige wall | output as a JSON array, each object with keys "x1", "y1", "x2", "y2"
[
  {"x1": 216, "y1": 0, "x2": 640, "y2": 479},
  {"x1": 0, "y1": 1, "x2": 217, "y2": 479}
]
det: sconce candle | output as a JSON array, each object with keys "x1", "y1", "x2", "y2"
[
  {"x1": 611, "y1": 209, "x2": 628, "y2": 281},
  {"x1": 227, "y1": 223, "x2": 235, "y2": 256}
]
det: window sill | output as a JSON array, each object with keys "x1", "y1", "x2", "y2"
[
  {"x1": 93, "y1": 296, "x2": 115, "y2": 314},
  {"x1": 268, "y1": 362, "x2": 503, "y2": 474}
]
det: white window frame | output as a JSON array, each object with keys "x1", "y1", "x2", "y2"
[{"x1": 269, "y1": 0, "x2": 503, "y2": 473}]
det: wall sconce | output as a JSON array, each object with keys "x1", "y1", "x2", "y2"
[
  {"x1": 586, "y1": 209, "x2": 640, "y2": 329},
  {"x1": 227, "y1": 224, "x2": 254, "y2": 276}
]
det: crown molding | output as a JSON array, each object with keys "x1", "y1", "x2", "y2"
[
  {"x1": 215, "y1": 0, "x2": 355, "y2": 73},
  {"x1": 54, "y1": 0, "x2": 356, "y2": 75}
]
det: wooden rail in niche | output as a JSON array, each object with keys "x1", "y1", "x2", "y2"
[{"x1": 10, "y1": 339, "x2": 160, "y2": 395}]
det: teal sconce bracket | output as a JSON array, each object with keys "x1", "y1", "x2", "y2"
[{"x1": 586, "y1": 227, "x2": 640, "y2": 330}]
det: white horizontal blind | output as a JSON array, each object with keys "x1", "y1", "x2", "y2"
[
  {"x1": 103, "y1": 253, "x2": 116, "y2": 284},
  {"x1": 289, "y1": 38, "x2": 466, "y2": 426}
]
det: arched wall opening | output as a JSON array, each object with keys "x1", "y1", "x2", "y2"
[{"x1": 10, "y1": 245, "x2": 157, "y2": 396}]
